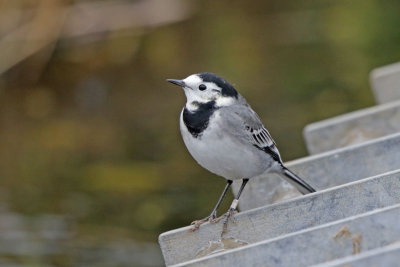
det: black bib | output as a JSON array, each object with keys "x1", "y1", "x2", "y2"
[{"x1": 183, "y1": 101, "x2": 217, "y2": 138}]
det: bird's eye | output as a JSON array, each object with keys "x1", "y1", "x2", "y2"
[{"x1": 198, "y1": 84, "x2": 207, "y2": 91}]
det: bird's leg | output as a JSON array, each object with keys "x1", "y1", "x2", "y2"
[
  {"x1": 214, "y1": 178, "x2": 249, "y2": 235},
  {"x1": 190, "y1": 180, "x2": 233, "y2": 232}
]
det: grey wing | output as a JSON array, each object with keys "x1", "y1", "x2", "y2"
[
  {"x1": 221, "y1": 104, "x2": 316, "y2": 194},
  {"x1": 224, "y1": 104, "x2": 282, "y2": 163}
]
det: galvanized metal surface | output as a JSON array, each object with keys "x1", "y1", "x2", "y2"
[
  {"x1": 234, "y1": 132, "x2": 400, "y2": 211},
  {"x1": 303, "y1": 100, "x2": 400, "y2": 154},
  {"x1": 370, "y1": 61, "x2": 400, "y2": 104},
  {"x1": 159, "y1": 170, "x2": 400, "y2": 266},
  {"x1": 314, "y1": 243, "x2": 400, "y2": 267},
  {"x1": 174, "y1": 205, "x2": 400, "y2": 267}
]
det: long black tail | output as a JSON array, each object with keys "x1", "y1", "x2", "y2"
[{"x1": 281, "y1": 166, "x2": 316, "y2": 194}]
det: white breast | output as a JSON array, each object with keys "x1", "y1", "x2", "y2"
[{"x1": 179, "y1": 110, "x2": 272, "y2": 180}]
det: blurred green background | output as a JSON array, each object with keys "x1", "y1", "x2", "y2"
[{"x1": 0, "y1": 0, "x2": 400, "y2": 266}]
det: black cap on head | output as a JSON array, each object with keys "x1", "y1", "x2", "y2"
[{"x1": 198, "y1": 72, "x2": 238, "y2": 98}]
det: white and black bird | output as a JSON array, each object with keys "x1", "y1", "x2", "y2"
[{"x1": 167, "y1": 72, "x2": 316, "y2": 232}]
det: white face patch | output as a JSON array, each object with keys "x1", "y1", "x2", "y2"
[
  {"x1": 182, "y1": 74, "x2": 235, "y2": 110},
  {"x1": 215, "y1": 96, "x2": 235, "y2": 107},
  {"x1": 183, "y1": 74, "x2": 202, "y2": 87},
  {"x1": 182, "y1": 75, "x2": 204, "y2": 106}
]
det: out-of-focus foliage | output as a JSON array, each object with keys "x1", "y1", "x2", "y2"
[{"x1": 0, "y1": 0, "x2": 400, "y2": 265}]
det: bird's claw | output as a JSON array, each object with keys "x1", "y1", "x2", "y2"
[
  {"x1": 189, "y1": 208, "x2": 238, "y2": 234},
  {"x1": 219, "y1": 208, "x2": 237, "y2": 235},
  {"x1": 189, "y1": 212, "x2": 217, "y2": 232}
]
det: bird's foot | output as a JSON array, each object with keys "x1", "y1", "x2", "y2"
[
  {"x1": 190, "y1": 211, "x2": 217, "y2": 232},
  {"x1": 222, "y1": 208, "x2": 237, "y2": 234},
  {"x1": 212, "y1": 208, "x2": 237, "y2": 235}
]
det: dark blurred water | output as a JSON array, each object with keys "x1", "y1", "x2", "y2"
[{"x1": 0, "y1": 204, "x2": 163, "y2": 266}]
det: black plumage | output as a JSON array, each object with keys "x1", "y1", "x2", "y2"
[
  {"x1": 183, "y1": 101, "x2": 218, "y2": 138},
  {"x1": 198, "y1": 72, "x2": 238, "y2": 98}
]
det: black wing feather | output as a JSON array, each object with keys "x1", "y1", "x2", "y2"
[{"x1": 248, "y1": 126, "x2": 282, "y2": 164}]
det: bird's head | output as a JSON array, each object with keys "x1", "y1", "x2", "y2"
[{"x1": 167, "y1": 72, "x2": 238, "y2": 110}]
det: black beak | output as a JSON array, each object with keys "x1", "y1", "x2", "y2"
[{"x1": 167, "y1": 79, "x2": 186, "y2": 87}]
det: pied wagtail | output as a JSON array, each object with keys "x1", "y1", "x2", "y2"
[{"x1": 167, "y1": 72, "x2": 316, "y2": 232}]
